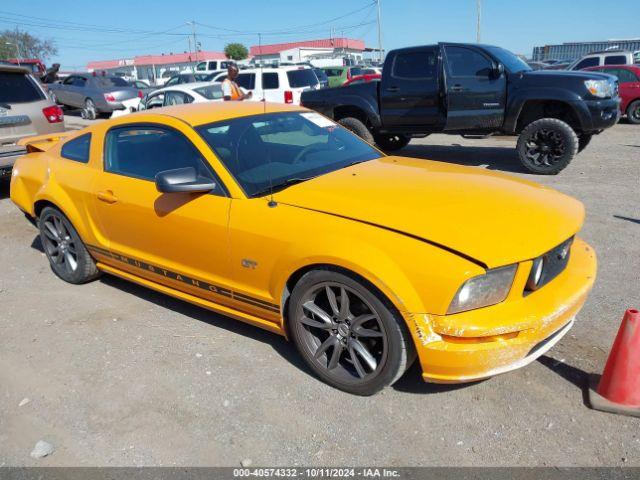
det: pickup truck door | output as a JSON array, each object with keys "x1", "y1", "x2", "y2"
[
  {"x1": 442, "y1": 45, "x2": 506, "y2": 131},
  {"x1": 379, "y1": 47, "x2": 444, "y2": 131}
]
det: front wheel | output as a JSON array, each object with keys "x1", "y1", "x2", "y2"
[
  {"x1": 288, "y1": 270, "x2": 414, "y2": 396},
  {"x1": 39, "y1": 206, "x2": 101, "y2": 284},
  {"x1": 516, "y1": 118, "x2": 578, "y2": 175},
  {"x1": 627, "y1": 100, "x2": 640, "y2": 125},
  {"x1": 374, "y1": 133, "x2": 410, "y2": 151}
]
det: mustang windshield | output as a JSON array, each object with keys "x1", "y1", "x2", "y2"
[{"x1": 197, "y1": 111, "x2": 381, "y2": 197}]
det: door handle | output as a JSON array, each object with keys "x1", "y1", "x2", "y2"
[
  {"x1": 385, "y1": 86, "x2": 400, "y2": 92},
  {"x1": 450, "y1": 84, "x2": 465, "y2": 92},
  {"x1": 97, "y1": 190, "x2": 118, "y2": 204}
]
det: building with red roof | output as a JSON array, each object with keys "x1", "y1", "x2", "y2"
[{"x1": 250, "y1": 37, "x2": 367, "y2": 65}]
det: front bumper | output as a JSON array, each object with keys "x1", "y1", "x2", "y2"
[
  {"x1": 583, "y1": 97, "x2": 621, "y2": 132},
  {"x1": 413, "y1": 237, "x2": 597, "y2": 383}
]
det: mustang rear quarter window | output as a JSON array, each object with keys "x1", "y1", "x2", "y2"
[{"x1": 61, "y1": 134, "x2": 91, "y2": 163}]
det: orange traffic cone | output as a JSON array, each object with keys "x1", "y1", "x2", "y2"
[{"x1": 588, "y1": 308, "x2": 640, "y2": 417}]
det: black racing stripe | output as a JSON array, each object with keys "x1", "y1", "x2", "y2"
[
  {"x1": 86, "y1": 245, "x2": 278, "y2": 313},
  {"x1": 232, "y1": 291, "x2": 280, "y2": 309}
]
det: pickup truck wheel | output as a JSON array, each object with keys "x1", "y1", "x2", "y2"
[
  {"x1": 374, "y1": 134, "x2": 410, "y2": 152},
  {"x1": 517, "y1": 118, "x2": 578, "y2": 175},
  {"x1": 627, "y1": 100, "x2": 640, "y2": 125},
  {"x1": 338, "y1": 117, "x2": 374, "y2": 144},
  {"x1": 577, "y1": 134, "x2": 592, "y2": 153},
  {"x1": 38, "y1": 206, "x2": 101, "y2": 284}
]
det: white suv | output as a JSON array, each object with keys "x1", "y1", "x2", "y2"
[
  {"x1": 211, "y1": 66, "x2": 320, "y2": 105},
  {"x1": 570, "y1": 50, "x2": 638, "y2": 70},
  {"x1": 195, "y1": 59, "x2": 233, "y2": 74}
]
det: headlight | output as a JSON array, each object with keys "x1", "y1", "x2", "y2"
[
  {"x1": 447, "y1": 265, "x2": 517, "y2": 314},
  {"x1": 584, "y1": 79, "x2": 614, "y2": 98}
]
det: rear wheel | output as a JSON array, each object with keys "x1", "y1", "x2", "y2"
[
  {"x1": 84, "y1": 98, "x2": 97, "y2": 120},
  {"x1": 516, "y1": 118, "x2": 578, "y2": 175},
  {"x1": 288, "y1": 270, "x2": 414, "y2": 396},
  {"x1": 38, "y1": 206, "x2": 100, "y2": 284},
  {"x1": 374, "y1": 133, "x2": 410, "y2": 151},
  {"x1": 627, "y1": 100, "x2": 640, "y2": 125},
  {"x1": 337, "y1": 117, "x2": 374, "y2": 144}
]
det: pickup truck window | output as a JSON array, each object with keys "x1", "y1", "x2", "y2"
[
  {"x1": 574, "y1": 57, "x2": 599, "y2": 70},
  {"x1": 392, "y1": 51, "x2": 436, "y2": 79},
  {"x1": 483, "y1": 46, "x2": 531, "y2": 73},
  {"x1": 604, "y1": 55, "x2": 627, "y2": 66},
  {"x1": 445, "y1": 46, "x2": 493, "y2": 78}
]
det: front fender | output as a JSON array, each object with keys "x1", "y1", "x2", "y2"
[{"x1": 505, "y1": 87, "x2": 591, "y2": 133}]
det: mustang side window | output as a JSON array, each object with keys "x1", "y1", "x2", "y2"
[
  {"x1": 104, "y1": 126, "x2": 224, "y2": 194},
  {"x1": 61, "y1": 133, "x2": 91, "y2": 163}
]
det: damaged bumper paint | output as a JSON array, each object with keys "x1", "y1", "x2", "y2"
[{"x1": 413, "y1": 237, "x2": 597, "y2": 384}]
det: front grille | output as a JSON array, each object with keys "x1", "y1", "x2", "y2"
[{"x1": 524, "y1": 237, "x2": 573, "y2": 295}]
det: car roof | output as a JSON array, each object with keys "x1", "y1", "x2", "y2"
[
  {"x1": 0, "y1": 64, "x2": 30, "y2": 74},
  {"x1": 584, "y1": 64, "x2": 640, "y2": 72},
  {"x1": 239, "y1": 66, "x2": 312, "y2": 73},
  {"x1": 114, "y1": 102, "x2": 305, "y2": 127},
  {"x1": 155, "y1": 82, "x2": 221, "y2": 93}
]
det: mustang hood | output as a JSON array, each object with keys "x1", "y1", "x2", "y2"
[{"x1": 274, "y1": 157, "x2": 584, "y2": 268}]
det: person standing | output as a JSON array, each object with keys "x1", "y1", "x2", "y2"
[{"x1": 222, "y1": 64, "x2": 252, "y2": 101}]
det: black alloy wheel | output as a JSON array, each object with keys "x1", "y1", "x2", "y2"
[
  {"x1": 38, "y1": 206, "x2": 100, "y2": 284},
  {"x1": 517, "y1": 118, "x2": 578, "y2": 175}
]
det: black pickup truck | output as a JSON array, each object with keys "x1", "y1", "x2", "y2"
[{"x1": 301, "y1": 43, "x2": 621, "y2": 174}]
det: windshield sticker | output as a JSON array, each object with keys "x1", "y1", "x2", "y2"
[{"x1": 301, "y1": 112, "x2": 336, "y2": 128}]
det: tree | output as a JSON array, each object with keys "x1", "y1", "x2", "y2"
[
  {"x1": 0, "y1": 28, "x2": 57, "y2": 61},
  {"x1": 224, "y1": 43, "x2": 248, "y2": 61}
]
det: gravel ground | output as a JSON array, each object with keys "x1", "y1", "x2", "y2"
[{"x1": 0, "y1": 120, "x2": 638, "y2": 467}]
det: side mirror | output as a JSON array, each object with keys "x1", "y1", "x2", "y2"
[
  {"x1": 493, "y1": 63, "x2": 505, "y2": 78},
  {"x1": 155, "y1": 167, "x2": 217, "y2": 194}
]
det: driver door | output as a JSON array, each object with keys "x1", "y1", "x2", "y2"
[
  {"x1": 443, "y1": 45, "x2": 506, "y2": 131},
  {"x1": 91, "y1": 119, "x2": 235, "y2": 307}
]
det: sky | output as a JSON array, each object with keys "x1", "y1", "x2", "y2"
[{"x1": 1, "y1": 0, "x2": 638, "y2": 69}]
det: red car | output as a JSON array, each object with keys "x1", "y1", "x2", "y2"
[
  {"x1": 343, "y1": 74, "x2": 382, "y2": 86},
  {"x1": 583, "y1": 65, "x2": 640, "y2": 124},
  {"x1": 7, "y1": 58, "x2": 46, "y2": 78}
]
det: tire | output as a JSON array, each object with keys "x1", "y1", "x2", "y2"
[
  {"x1": 577, "y1": 134, "x2": 592, "y2": 153},
  {"x1": 288, "y1": 269, "x2": 414, "y2": 396},
  {"x1": 337, "y1": 117, "x2": 374, "y2": 145},
  {"x1": 374, "y1": 133, "x2": 410, "y2": 152},
  {"x1": 516, "y1": 118, "x2": 578, "y2": 175},
  {"x1": 626, "y1": 100, "x2": 640, "y2": 125},
  {"x1": 38, "y1": 206, "x2": 101, "y2": 284},
  {"x1": 84, "y1": 98, "x2": 97, "y2": 121}
]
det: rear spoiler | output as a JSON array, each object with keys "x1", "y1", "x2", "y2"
[{"x1": 17, "y1": 132, "x2": 72, "y2": 153}]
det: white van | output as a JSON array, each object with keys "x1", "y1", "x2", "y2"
[
  {"x1": 195, "y1": 59, "x2": 233, "y2": 74},
  {"x1": 211, "y1": 66, "x2": 320, "y2": 105}
]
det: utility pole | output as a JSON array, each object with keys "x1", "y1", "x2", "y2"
[
  {"x1": 376, "y1": 0, "x2": 383, "y2": 63},
  {"x1": 476, "y1": 0, "x2": 481, "y2": 43},
  {"x1": 190, "y1": 21, "x2": 199, "y2": 61}
]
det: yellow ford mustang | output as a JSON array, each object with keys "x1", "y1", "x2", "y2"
[{"x1": 10, "y1": 102, "x2": 596, "y2": 395}]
